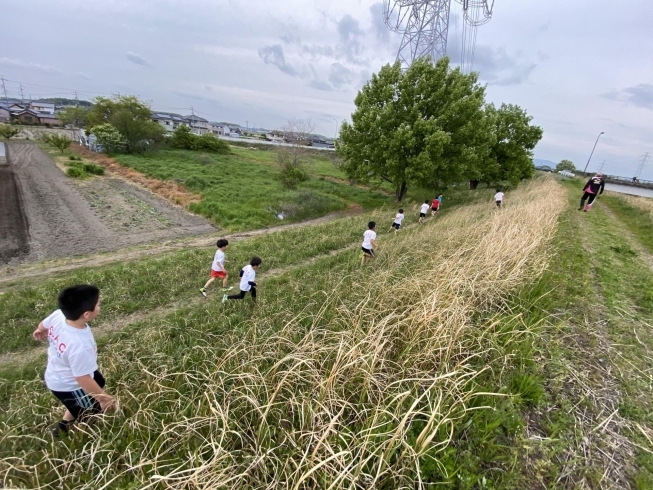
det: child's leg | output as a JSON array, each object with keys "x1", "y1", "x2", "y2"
[
  {"x1": 227, "y1": 290, "x2": 247, "y2": 300},
  {"x1": 222, "y1": 273, "x2": 229, "y2": 288},
  {"x1": 250, "y1": 287, "x2": 257, "y2": 301},
  {"x1": 203, "y1": 277, "x2": 216, "y2": 289}
]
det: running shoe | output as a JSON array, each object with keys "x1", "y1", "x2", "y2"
[
  {"x1": 222, "y1": 294, "x2": 228, "y2": 304},
  {"x1": 221, "y1": 287, "x2": 233, "y2": 292},
  {"x1": 200, "y1": 288, "x2": 207, "y2": 297}
]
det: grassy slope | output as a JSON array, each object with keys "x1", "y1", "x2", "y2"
[{"x1": 114, "y1": 147, "x2": 393, "y2": 231}]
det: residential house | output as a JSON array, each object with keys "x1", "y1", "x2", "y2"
[
  {"x1": 185, "y1": 114, "x2": 211, "y2": 135},
  {"x1": 152, "y1": 112, "x2": 188, "y2": 132},
  {"x1": 28, "y1": 102, "x2": 55, "y2": 115},
  {"x1": 266, "y1": 130, "x2": 284, "y2": 143},
  {"x1": 213, "y1": 125, "x2": 234, "y2": 137},
  {"x1": 13, "y1": 109, "x2": 41, "y2": 125},
  {"x1": 0, "y1": 105, "x2": 10, "y2": 122}
]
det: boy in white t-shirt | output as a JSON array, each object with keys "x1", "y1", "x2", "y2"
[
  {"x1": 419, "y1": 200, "x2": 430, "y2": 224},
  {"x1": 200, "y1": 238, "x2": 233, "y2": 297},
  {"x1": 223, "y1": 256, "x2": 262, "y2": 303},
  {"x1": 31, "y1": 285, "x2": 115, "y2": 437},
  {"x1": 494, "y1": 189, "x2": 505, "y2": 208},
  {"x1": 361, "y1": 221, "x2": 377, "y2": 265},
  {"x1": 388, "y1": 208, "x2": 405, "y2": 233}
]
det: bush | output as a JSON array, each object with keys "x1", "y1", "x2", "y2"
[
  {"x1": 278, "y1": 149, "x2": 308, "y2": 188},
  {"x1": 91, "y1": 123, "x2": 127, "y2": 154},
  {"x1": 170, "y1": 126, "x2": 230, "y2": 154},
  {"x1": 66, "y1": 166, "x2": 85, "y2": 178},
  {"x1": 83, "y1": 163, "x2": 105, "y2": 175},
  {"x1": 0, "y1": 124, "x2": 20, "y2": 139},
  {"x1": 68, "y1": 155, "x2": 82, "y2": 161},
  {"x1": 43, "y1": 133, "x2": 71, "y2": 153}
]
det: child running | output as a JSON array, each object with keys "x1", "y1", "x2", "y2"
[
  {"x1": 431, "y1": 196, "x2": 440, "y2": 216},
  {"x1": 389, "y1": 208, "x2": 405, "y2": 233},
  {"x1": 31, "y1": 285, "x2": 115, "y2": 437},
  {"x1": 361, "y1": 221, "x2": 377, "y2": 265},
  {"x1": 223, "y1": 257, "x2": 262, "y2": 303},
  {"x1": 419, "y1": 200, "x2": 430, "y2": 223},
  {"x1": 494, "y1": 189, "x2": 504, "y2": 208},
  {"x1": 579, "y1": 173, "x2": 605, "y2": 212},
  {"x1": 200, "y1": 238, "x2": 233, "y2": 297}
]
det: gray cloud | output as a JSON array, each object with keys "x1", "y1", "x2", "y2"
[
  {"x1": 258, "y1": 44, "x2": 299, "y2": 77},
  {"x1": 469, "y1": 46, "x2": 538, "y2": 86},
  {"x1": 0, "y1": 57, "x2": 60, "y2": 73},
  {"x1": 280, "y1": 34, "x2": 301, "y2": 45},
  {"x1": 76, "y1": 71, "x2": 91, "y2": 80},
  {"x1": 601, "y1": 84, "x2": 653, "y2": 110},
  {"x1": 369, "y1": 3, "x2": 390, "y2": 43},
  {"x1": 309, "y1": 79, "x2": 333, "y2": 91},
  {"x1": 126, "y1": 51, "x2": 149, "y2": 66},
  {"x1": 302, "y1": 44, "x2": 334, "y2": 58},
  {"x1": 328, "y1": 63, "x2": 353, "y2": 88},
  {"x1": 337, "y1": 14, "x2": 365, "y2": 64}
]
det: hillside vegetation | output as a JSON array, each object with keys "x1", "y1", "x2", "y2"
[{"x1": 0, "y1": 178, "x2": 566, "y2": 488}]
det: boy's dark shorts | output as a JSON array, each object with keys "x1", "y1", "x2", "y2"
[
  {"x1": 419, "y1": 213, "x2": 426, "y2": 218},
  {"x1": 361, "y1": 246, "x2": 374, "y2": 257},
  {"x1": 495, "y1": 200, "x2": 502, "y2": 206},
  {"x1": 392, "y1": 222, "x2": 401, "y2": 230},
  {"x1": 431, "y1": 207, "x2": 438, "y2": 212},
  {"x1": 50, "y1": 370, "x2": 105, "y2": 421}
]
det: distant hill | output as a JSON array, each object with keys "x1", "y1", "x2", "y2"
[
  {"x1": 1, "y1": 96, "x2": 92, "y2": 107},
  {"x1": 533, "y1": 159, "x2": 557, "y2": 168}
]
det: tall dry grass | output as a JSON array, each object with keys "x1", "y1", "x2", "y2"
[{"x1": 1, "y1": 178, "x2": 566, "y2": 488}]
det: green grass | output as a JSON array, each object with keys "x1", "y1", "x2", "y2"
[
  {"x1": 114, "y1": 148, "x2": 394, "y2": 231},
  {"x1": 601, "y1": 194, "x2": 653, "y2": 255}
]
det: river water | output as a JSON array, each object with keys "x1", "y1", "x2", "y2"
[{"x1": 604, "y1": 183, "x2": 653, "y2": 198}]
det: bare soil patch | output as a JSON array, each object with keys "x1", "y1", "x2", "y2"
[{"x1": 0, "y1": 142, "x2": 215, "y2": 267}]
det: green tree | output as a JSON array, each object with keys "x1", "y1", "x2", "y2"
[
  {"x1": 57, "y1": 106, "x2": 89, "y2": 128},
  {"x1": 0, "y1": 125, "x2": 20, "y2": 139},
  {"x1": 337, "y1": 57, "x2": 492, "y2": 201},
  {"x1": 484, "y1": 103, "x2": 543, "y2": 185},
  {"x1": 86, "y1": 95, "x2": 164, "y2": 153},
  {"x1": 43, "y1": 133, "x2": 71, "y2": 153},
  {"x1": 555, "y1": 159, "x2": 576, "y2": 172},
  {"x1": 91, "y1": 123, "x2": 126, "y2": 153}
]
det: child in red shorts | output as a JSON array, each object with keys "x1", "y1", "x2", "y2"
[{"x1": 200, "y1": 239, "x2": 233, "y2": 297}]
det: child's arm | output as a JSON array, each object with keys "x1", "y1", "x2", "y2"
[
  {"x1": 371, "y1": 239, "x2": 377, "y2": 249},
  {"x1": 32, "y1": 321, "x2": 48, "y2": 341},
  {"x1": 75, "y1": 374, "x2": 116, "y2": 411}
]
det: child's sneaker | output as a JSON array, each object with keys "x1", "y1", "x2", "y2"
[
  {"x1": 50, "y1": 420, "x2": 72, "y2": 438},
  {"x1": 221, "y1": 287, "x2": 233, "y2": 292},
  {"x1": 200, "y1": 287, "x2": 207, "y2": 297},
  {"x1": 222, "y1": 294, "x2": 228, "y2": 304}
]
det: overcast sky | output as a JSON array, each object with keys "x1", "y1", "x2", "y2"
[{"x1": 2, "y1": 0, "x2": 652, "y2": 178}]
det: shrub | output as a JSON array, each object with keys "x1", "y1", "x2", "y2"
[
  {"x1": 196, "y1": 153, "x2": 213, "y2": 165},
  {"x1": 278, "y1": 149, "x2": 308, "y2": 188},
  {"x1": 0, "y1": 124, "x2": 20, "y2": 139},
  {"x1": 170, "y1": 126, "x2": 230, "y2": 154},
  {"x1": 91, "y1": 123, "x2": 127, "y2": 154},
  {"x1": 43, "y1": 133, "x2": 72, "y2": 153},
  {"x1": 68, "y1": 155, "x2": 82, "y2": 161},
  {"x1": 83, "y1": 163, "x2": 105, "y2": 175},
  {"x1": 66, "y1": 166, "x2": 85, "y2": 178},
  {"x1": 184, "y1": 175, "x2": 208, "y2": 190}
]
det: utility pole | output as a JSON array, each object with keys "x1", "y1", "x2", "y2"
[
  {"x1": 74, "y1": 90, "x2": 79, "y2": 107},
  {"x1": 634, "y1": 152, "x2": 650, "y2": 179},
  {"x1": 19, "y1": 83, "x2": 25, "y2": 104},
  {"x1": 0, "y1": 76, "x2": 8, "y2": 106},
  {"x1": 245, "y1": 120, "x2": 249, "y2": 131}
]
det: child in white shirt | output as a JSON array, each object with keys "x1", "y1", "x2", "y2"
[
  {"x1": 361, "y1": 221, "x2": 377, "y2": 265},
  {"x1": 389, "y1": 209, "x2": 405, "y2": 233},
  {"x1": 419, "y1": 201, "x2": 430, "y2": 224},
  {"x1": 494, "y1": 189, "x2": 505, "y2": 208},
  {"x1": 31, "y1": 285, "x2": 115, "y2": 437},
  {"x1": 200, "y1": 238, "x2": 233, "y2": 297},
  {"x1": 223, "y1": 257, "x2": 262, "y2": 303}
]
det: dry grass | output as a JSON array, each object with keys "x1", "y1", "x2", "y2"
[
  {"x1": 70, "y1": 144, "x2": 202, "y2": 207},
  {"x1": 0, "y1": 178, "x2": 567, "y2": 488}
]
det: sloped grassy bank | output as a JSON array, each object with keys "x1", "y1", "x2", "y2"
[{"x1": 0, "y1": 179, "x2": 565, "y2": 488}]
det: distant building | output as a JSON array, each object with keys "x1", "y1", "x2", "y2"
[
  {"x1": 152, "y1": 112, "x2": 188, "y2": 132},
  {"x1": 28, "y1": 102, "x2": 55, "y2": 115},
  {"x1": 0, "y1": 105, "x2": 10, "y2": 122},
  {"x1": 184, "y1": 114, "x2": 211, "y2": 135}
]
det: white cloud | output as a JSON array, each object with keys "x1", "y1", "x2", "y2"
[
  {"x1": 0, "y1": 57, "x2": 60, "y2": 73},
  {"x1": 126, "y1": 52, "x2": 149, "y2": 66}
]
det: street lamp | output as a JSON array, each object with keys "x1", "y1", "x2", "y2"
[{"x1": 583, "y1": 131, "x2": 604, "y2": 174}]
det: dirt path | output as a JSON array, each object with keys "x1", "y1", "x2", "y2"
[
  {"x1": 1, "y1": 142, "x2": 216, "y2": 268},
  {"x1": 0, "y1": 209, "x2": 359, "y2": 289},
  {"x1": 0, "y1": 161, "x2": 30, "y2": 263}
]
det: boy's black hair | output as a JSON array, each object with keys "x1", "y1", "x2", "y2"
[
  {"x1": 58, "y1": 285, "x2": 100, "y2": 321},
  {"x1": 496, "y1": 188, "x2": 501, "y2": 193},
  {"x1": 368, "y1": 221, "x2": 376, "y2": 229},
  {"x1": 216, "y1": 238, "x2": 229, "y2": 248},
  {"x1": 424, "y1": 200, "x2": 429, "y2": 204},
  {"x1": 398, "y1": 208, "x2": 404, "y2": 214},
  {"x1": 250, "y1": 256, "x2": 263, "y2": 266}
]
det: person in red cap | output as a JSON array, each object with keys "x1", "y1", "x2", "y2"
[{"x1": 579, "y1": 173, "x2": 605, "y2": 212}]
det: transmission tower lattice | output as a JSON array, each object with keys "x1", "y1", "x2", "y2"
[
  {"x1": 383, "y1": 0, "x2": 494, "y2": 72},
  {"x1": 635, "y1": 152, "x2": 649, "y2": 179}
]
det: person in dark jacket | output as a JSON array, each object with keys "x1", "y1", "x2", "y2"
[{"x1": 579, "y1": 173, "x2": 605, "y2": 212}]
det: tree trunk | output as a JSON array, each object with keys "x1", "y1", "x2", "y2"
[{"x1": 396, "y1": 181, "x2": 407, "y2": 201}]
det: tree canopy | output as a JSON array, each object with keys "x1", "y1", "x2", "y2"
[
  {"x1": 337, "y1": 57, "x2": 542, "y2": 200},
  {"x1": 555, "y1": 159, "x2": 576, "y2": 172},
  {"x1": 86, "y1": 95, "x2": 164, "y2": 153},
  {"x1": 57, "y1": 106, "x2": 89, "y2": 128}
]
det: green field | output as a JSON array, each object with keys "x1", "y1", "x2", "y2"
[{"x1": 2, "y1": 176, "x2": 652, "y2": 488}]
